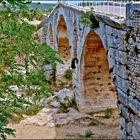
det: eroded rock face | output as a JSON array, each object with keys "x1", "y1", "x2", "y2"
[
  {"x1": 20, "y1": 88, "x2": 88, "y2": 127},
  {"x1": 20, "y1": 107, "x2": 89, "y2": 127},
  {"x1": 40, "y1": 88, "x2": 74, "y2": 107}
]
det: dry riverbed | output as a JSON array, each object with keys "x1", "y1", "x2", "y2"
[{"x1": 8, "y1": 107, "x2": 120, "y2": 139}]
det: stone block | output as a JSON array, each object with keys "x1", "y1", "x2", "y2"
[
  {"x1": 116, "y1": 51, "x2": 127, "y2": 65},
  {"x1": 120, "y1": 117, "x2": 126, "y2": 129},
  {"x1": 137, "y1": 42, "x2": 140, "y2": 50},
  {"x1": 117, "y1": 88, "x2": 128, "y2": 106},
  {"x1": 127, "y1": 122, "x2": 133, "y2": 134},
  {"x1": 132, "y1": 125, "x2": 140, "y2": 139},
  {"x1": 127, "y1": 136, "x2": 133, "y2": 139},
  {"x1": 128, "y1": 96, "x2": 140, "y2": 117},
  {"x1": 106, "y1": 35, "x2": 114, "y2": 47},
  {"x1": 134, "y1": 119, "x2": 140, "y2": 133},
  {"x1": 118, "y1": 104, "x2": 130, "y2": 120},
  {"x1": 115, "y1": 76, "x2": 129, "y2": 93},
  {"x1": 114, "y1": 64, "x2": 128, "y2": 80},
  {"x1": 107, "y1": 48, "x2": 116, "y2": 70},
  {"x1": 120, "y1": 127, "x2": 127, "y2": 139},
  {"x1": 136, "y1": 36, "x2": 140, "y2": 43},
  {"x1": 126, "y1": 3, "x2": 140, "y2": 28},
  {"x1": 105, "y1": 25, "x2": 113, "y2": 35}
]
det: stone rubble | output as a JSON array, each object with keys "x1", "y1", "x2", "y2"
[{"x1": 20, "y1": 89, "x2": 89, "y2": 127}]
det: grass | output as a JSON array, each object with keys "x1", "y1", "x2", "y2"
[
  {"x1": 58, "y1": 97, "x2": 78, "y2": 113},
  {"x1": 88, "y1": 120, "x2": 97, "y2": 126},
  {"x1": 104, "y1": 108, "x2": 113, "y2": 118},
  {"x1": 16, "y1": 104, "x2": 43, "y2": 116},
  {"x1": 21, "y1": 8, "x2": 45, "y2": 21},
  {"x1": 10, "y1": 115, "x2": 24, "y2": 124},
  {"x1": 64, "y1": 68, "x2": 72, "y2": 81},
  {"x1": 87, "y1": 108, "x2": 113, "y2": 118},
  {"x1": 85, "y1": 130, "x2": 93, "y2": 138}
]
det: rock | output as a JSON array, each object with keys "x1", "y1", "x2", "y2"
[
  {"x1": 43, "y1": 64, "x2": 54, "y2": 81},
  {"x1": 20, "y1": 107, "x2": 58, "y2": 127},
  {"x1": 68, "y1": 108, "x2": 79, "y2": 114},
  {"x1": 53, "y1": 108, "x2": 89, "y2": 126},
  {"x1": 55, "y1": 88, "x2": 74, "y2": 102},
  {"x1": 50, "y1": 101, "x2": 60, "y2": 108},
  {"x1": 20, "y1": 107, "x2": 89, "y2": 127},
  {"x1": 40, "y1": 88, "x2": 74, "y2": 108}
]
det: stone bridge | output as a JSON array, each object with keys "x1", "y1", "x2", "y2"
[{"x1": 38, "y1": 2, "x2": 140, "y2": 139}]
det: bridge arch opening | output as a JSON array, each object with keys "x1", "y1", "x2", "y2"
[
  {"x1": 49, "y1": 24, "x2": 54, "y2": 48},
  {"x1": 57, "y1": 15, "x2": 71, "y2": 78},
  {"x1": 80, "y1": 31, "x2": 117, "y2": 112}
]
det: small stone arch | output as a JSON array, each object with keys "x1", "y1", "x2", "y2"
[
  {"x1": 57, "y1": 15, "x2": 71, "y2": 77},
  {"x1": 80, "y1": 31, "x2": 117, "y2": 112}
]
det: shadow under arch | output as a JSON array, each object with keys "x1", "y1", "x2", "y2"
[
  {"x1": 49, "y1": 24, "x2": 54, "y2": 48},
  {"x1": 80, "y1": 31, "x2": 117, "y2": 112},
  {"x1": 56, "y1": 15, "x2": 71, "y2": 77}
]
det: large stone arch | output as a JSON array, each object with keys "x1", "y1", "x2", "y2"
[
  {"x1": 56, "y1": 14, "x2": 71, "y2": 77},
  {"x1": 79, "y1": 31, "x2": 117, "y2": 112}
]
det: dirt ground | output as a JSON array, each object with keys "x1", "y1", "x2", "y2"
[{"x1": 8, "y1": 108, "x2": 120, "y2": 139}]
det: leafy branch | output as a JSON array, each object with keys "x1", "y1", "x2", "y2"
[{"x1": 0, "y1": 5, "x2": 59, "y2": 139}]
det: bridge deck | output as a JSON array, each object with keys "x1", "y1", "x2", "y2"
[{"x1": 80, "y1": 5, "x2": 126, "y2": 18}]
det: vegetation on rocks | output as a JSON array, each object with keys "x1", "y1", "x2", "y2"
[
  {"x1": 104, "y1": 108, "x2": 113, "y2": 118},
  {"x1": 64, "y1": 68, "x2": 72, "y2": 81},
  {"x1": 58, "y1": 97, "x2": 78, "y2": 113},
  {"x1": 0, "y1": 1, "x2": 60, "y2": 139},
  {"x1": 20, "y1": 8, "x2": 45, "y2": 21},
  {"x1": 85, "y1": 130, "x2": 93, "y2": 138}
]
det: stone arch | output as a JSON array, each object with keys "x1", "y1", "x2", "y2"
[
  {"x1": 57, "y1": 15, "x2": 71, "y2": 76},
  {"x1": 49, "y1": 24, "x2": 54, "y2": 48},
  {"x1": 80, "y1": 31, "x2": 117, "y2": 112}
]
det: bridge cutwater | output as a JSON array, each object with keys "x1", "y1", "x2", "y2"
[{"x1": 38, "y1": 0, "x2": 140, "y2": 139}]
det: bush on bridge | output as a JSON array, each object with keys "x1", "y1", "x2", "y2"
[{"x1": 81, "y1": 9, "x2": 99, "y2": 29}]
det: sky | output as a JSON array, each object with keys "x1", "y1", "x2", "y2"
[
  {"x1": 32, "y1": 1, "x2": 58, "y2": 4},
  {"x1": 32, "y1": 0, "x2": 97, "y2": 4}
]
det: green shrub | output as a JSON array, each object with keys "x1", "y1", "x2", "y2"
[
  {"x1": 88, "y1": 121, "x2": 97, "y2": 126},
  {"x1": 32, "y1": 9, "x2": 45, "y2": 20},
  {"x1": 85, "y1": 130, "x2": 93, "y2": 138},
  {"x1": 59, "y1": 101, "x2": 69, "y2": 113},
  {"x1": 104, "y1": 108, "x2": 113, "y2": 118},
  {"x1": 81, "y1": 9, "x2": 99, "y2": 28},
  {"x1": 64, "y1": 68, "x2": 72, "y2": 81},
  {"x1": 22, "y1": 104, "x2": 43, "y2": 116},
  {"x1": 20, "y1": 8, "x2": 45, "y2": 21},
  {"x1": 58, "y1": 97, "x2": 78, "y2": 113},
  {"x1": 67, "y1": 97, "x2": 78, "y2": 111}
]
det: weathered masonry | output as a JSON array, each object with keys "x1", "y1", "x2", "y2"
[{"x1": 38, "y1": 2, "x2": 140, "y2": 139}]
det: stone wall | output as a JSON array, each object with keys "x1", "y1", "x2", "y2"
[{"x1": 38, "y1": 2, "x2": 140, "y2": 139}]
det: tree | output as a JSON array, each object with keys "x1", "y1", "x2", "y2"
[
  {"x1": 0, "y1": 1, "x2": 60, "y2": 139},
  {"x1": 0, "y1": 0, "x2": 31, "y2": 6}
]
